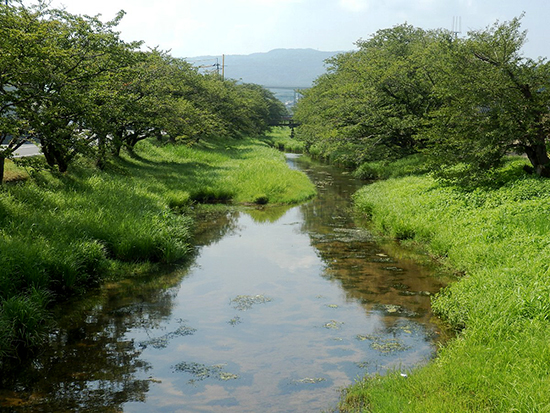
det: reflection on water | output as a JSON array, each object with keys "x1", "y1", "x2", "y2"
[{"x1": 0, "y1": 154, "x2": 451, "y2": 412}]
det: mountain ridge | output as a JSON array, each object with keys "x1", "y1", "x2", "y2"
[{"x1": 186, "y1": 48, "x2": 343, "y2": 88}]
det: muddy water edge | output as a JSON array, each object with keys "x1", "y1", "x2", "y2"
[{"x1": 0, "y1": 154, "x2": 453, "y2": 412}]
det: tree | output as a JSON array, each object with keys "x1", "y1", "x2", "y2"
[
  {"x1": 423, "y1": 15, "x2": 550, "y2": 179},
  {"x1": 294, "y1": 24, "x2": 442, "y2": 165},
  {"x1": 0, "y1": 1, "x2": 44, "y2": 182},
  {"x1": 5, "y1": 2, "x2": 140, "y2": 172}
]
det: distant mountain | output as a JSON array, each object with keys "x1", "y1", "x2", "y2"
[{"x1": 187, "y1": 48, "x2": 342, "y2": 88}]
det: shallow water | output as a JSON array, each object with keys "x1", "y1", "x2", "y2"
[{"x1": 0, "y1": 154, "x2": 450, "y2": 412}]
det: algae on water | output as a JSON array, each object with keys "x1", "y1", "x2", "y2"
[
  {"x1": 356, "y1": 334, "x2": 410, "y2": 353},
  {"x1": 139, "y1": 320, "x2": 197, "y2": 349},
  {"x1": 323, "y1": 320, "x2": 344, "y2": 330},
  {"x1": 230, "y1": 294, "x2": 273, "y2": 311},
  {"x1": 173, "y1": 361, "x2": 239, "y2": 384},
  {"x1": 228, "y1": 315, "x2": 243, "y2": 326},
  {"x1": 292, "y1": 377, "x2": 327, "y2": 384}
]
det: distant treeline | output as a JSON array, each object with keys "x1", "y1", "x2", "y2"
[
  {"x1": 0, "y1": 1, "x2": 287, "y2": 178},
  {"x1": 294, "y1": 15, "x2": 550, "y2": 185}
]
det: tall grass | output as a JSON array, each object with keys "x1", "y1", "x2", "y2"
[
  {"x1": 342, "y1": 156, "x2": 550, "y2": 411},
  {"x1": 2, "y1": 158, "x2": 30, "y2": 182},
  {"x1": 353, "y1": 154, "x2": 431, "y2": 180},
  {"x1": 0, "y1": 136, "x2": 315, "y2": 360},
  {"x1": 261, "y1": 127, "x2": 305, "y2": 153}
]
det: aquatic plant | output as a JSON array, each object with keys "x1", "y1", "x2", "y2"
[
  {"x1": 230, "y1": 294, "x2": 273, "y2": 311},
  {"x1": 173, "y1": 361, "x2": 239, "y2": 383}
]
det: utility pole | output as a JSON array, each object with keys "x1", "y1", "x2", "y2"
[
  {"x1": 452, "y1": 16, "x2": 462, "y2": 38},
  {"x1": 222, "y1": 54, "x2": 225, "y2": 81}
]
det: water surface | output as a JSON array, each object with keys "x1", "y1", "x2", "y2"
[{"x1": 0, "y1": 154, "x2": 450, "y2": 412}]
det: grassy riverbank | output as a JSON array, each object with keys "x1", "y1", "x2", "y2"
[
  {"x1": 0, "y1": 136, "x2": 315, "y2": 360},
  {"x1": 261, "y1": 127, "x2": 305, "y2": 153},
  {"x1": 341, "y1": 156, "x2": 550, "y2": 411}
]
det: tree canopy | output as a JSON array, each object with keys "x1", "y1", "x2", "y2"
[
  {"x1": 0, "y1": 0, "x2": 286, "y2": 178},
  {"x1": 294, "y1": 16, "x2": 550, "y2": 182}
]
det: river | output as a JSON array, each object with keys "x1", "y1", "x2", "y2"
[{"x1": 0, "y1": 154, "x2": 450, "y2": 412}]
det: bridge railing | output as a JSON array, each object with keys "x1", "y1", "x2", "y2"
[{"x1": 269, "y1": 116, "x2": 301, "y2": 128}]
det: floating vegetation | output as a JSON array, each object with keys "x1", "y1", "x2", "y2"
[
  {"x1": 323, "y1": 320, "x2": 344, "y2": 330},
  {"x1": 382, "y1": 304, "x2": 401, "y2": 313},
  {"x1": 381, "y1": 266, "x2": 404, "y2": 272},
  {"x1": 355, "y1": 362, "x2": 370, "y2": 369},
  {"x1": 227, "y1": 316, "x2": 243, "y2": 326},
  {"x1": 326, "y1": 304, "x2": 339, "y2": 309},
  {"x1": 139, "y1": 320, "x2": 197, "y2": 349},
  {"x1": 356, "y1": 334, "x2": 376, "y2": 341},
  {"x1": 356, "y1": 334, "x2": 411, "y2": 353},
  {"x1": 387, "y1": 321, "x2": 424, "y2": 336},
  {"x1": 173, "y1": 362, "x2": 239, "y2": 383},
  {"x1": 374, "y1": 304, "x2": 419, "y2": 317},
  {"x1": 148, "y1": 377, "x2": 162, "y2": 384},
  {"x1": 219, "y1": 372, "x2": 239, "y2": 381},
  {"x1": 399, "y1": 290, "x2": 432, "y2": 297},
  {"x1": 371, "y1": 339, "x2": 410, "y2": 353},
  {"x1": 391, "y1": 283, "x2": 410, "y2": 291},
  {"x1": 230, "y1": 294, "x2": 273, "y2": 311},
  {"x1": 291, "y1": 377, "x2": 327, "y2": 384},
  {"x1": 333, "y1": 228, "x2": 375, "y2": 241}
]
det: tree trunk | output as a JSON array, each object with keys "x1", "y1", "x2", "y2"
[
  {"x1": 525, "y1": 142, "x2": 550, "y2": 177},
  {"x1": 42, "y1": 143, "x2": 57, "y2": 169},
  {"x1": 111, "y1": 128, "x2": 125, "y2": 157},
  {"x1": 96, "y1": 134, "x2": 107, "y2": 170},
  {"x1": 0, "y1": 156, "x2": 5, "y2": 184}
]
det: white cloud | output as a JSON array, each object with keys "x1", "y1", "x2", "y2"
[
  {"x1": 41, "y1": 0, "x2": 550, "y2": 59},
  {"x1": 339, "y1": 0, "x2": 370, "y2": 12}
]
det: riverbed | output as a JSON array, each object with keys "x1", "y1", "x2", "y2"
[{"x1": 0, "y1": 154, "x2": 450, "y2": 412}]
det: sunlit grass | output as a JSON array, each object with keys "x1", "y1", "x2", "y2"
[
  {"x1": 345, "y1": 157, "x2": 550, "y2": 411},
  {"x1": 2, "y1": 158, "x2": 29, "y2": 182},
  {"x1": 261, "y1": 127, "x2": 305, "y2": 153},
  {"x1": 353, "y1": 154, "x2": 431, "y2": 180}
]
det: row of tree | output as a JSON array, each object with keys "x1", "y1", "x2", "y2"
[
  {"x1": 0, "y1": 1, "x2": 286, "y2": 179},
  {"x1": 293, "y1": 16, "x2": 550, "y2": 181}
]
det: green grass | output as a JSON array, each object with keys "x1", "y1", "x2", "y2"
[
  {"x1": 343, "y1": 156, "x2": 550, "y2": 412},
  {"x1": 0, "y1": 136, "x2": 315, "y2": 360},
  {"x1": 2, "y1": 158, "x2": 30, "y2": 182},
  {"x1": 261, "y1": 127, "x2": 305, "y2": 153},
  {"x1": 353, "y1": 154, "x2": 431, "y2": 180}
]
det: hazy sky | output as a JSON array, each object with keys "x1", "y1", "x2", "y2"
[{"x1": 47, "y1": 0, "x2": 549, "y2": 59}]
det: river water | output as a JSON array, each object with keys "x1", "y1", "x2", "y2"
[{"x1": 0, "y1": 154, "x2": 450, "y2": 412}]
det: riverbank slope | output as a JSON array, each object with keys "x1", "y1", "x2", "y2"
[
  {"x1": 343, "y1": 157, "x2": 550, "y2": 411},
  {"x1": 0, "y1": 136, "x2": 316, "y2": 361}
]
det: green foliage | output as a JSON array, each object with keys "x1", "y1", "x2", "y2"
[
  {"x1": 261, "y1": 127, "x2": 306, "y2": 152},
  {"x1": 421, "y1": 15, "x2": 550, "y2": 181},
  {"x1": 1, "y1": 1, "x2": 285, "y2": 176},
  {"x1": 353, "y1": 154, "x2": 431, "y2": 180},
  {"x1": 0, "y1": 288, "x2": 51, "y2": 358},
  {"x1": 295, "y1": 16, "x2": 550, "y2": 182},
  {"x1": 347, "y1": 162, "x2": 550, "y2": 411},
  {"x1": 294, "y1": 24, "x2": 443, "y2": 166}
]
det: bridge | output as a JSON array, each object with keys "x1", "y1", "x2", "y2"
[{"x1": 269, "y1": 116, "x2": 301, "y2": 128}]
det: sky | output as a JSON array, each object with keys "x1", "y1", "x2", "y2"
[{"x1": 46, "y1": 0, "x2": 549, "y2": 60}]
